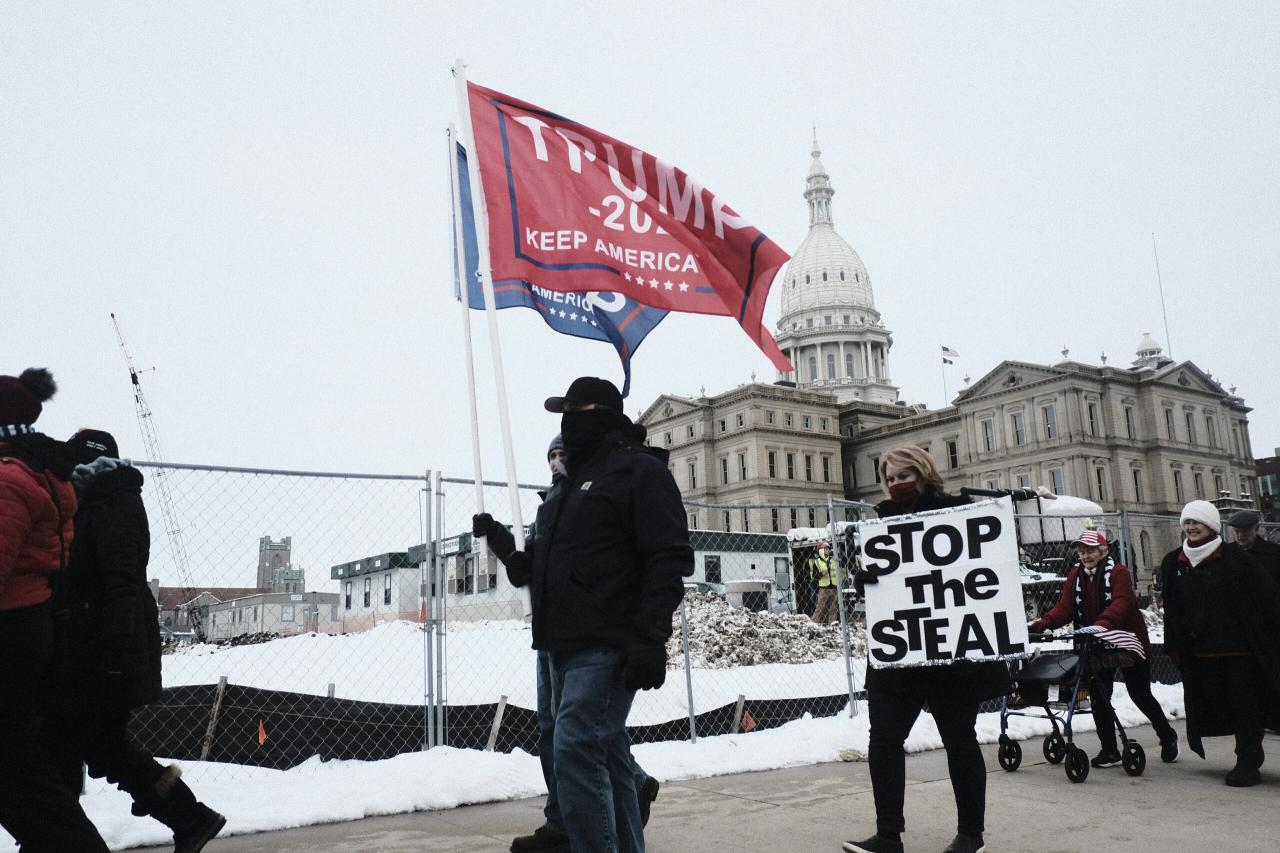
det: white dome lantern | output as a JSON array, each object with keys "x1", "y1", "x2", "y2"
[{"x1": 774, "y1": 131, "x2": 897, "y2": 406}]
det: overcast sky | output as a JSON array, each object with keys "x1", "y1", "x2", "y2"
[{"x1": 4, "y1": 2, "x2": 1277, "y2": 487}]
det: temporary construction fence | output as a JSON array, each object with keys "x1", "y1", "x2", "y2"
[{"x1": 111, "y1": 462, "x2": 1190, "y2": 781}]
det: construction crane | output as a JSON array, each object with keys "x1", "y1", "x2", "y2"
[{"x1": 110, "y1": 313, "x2": 206, "y2": 642}]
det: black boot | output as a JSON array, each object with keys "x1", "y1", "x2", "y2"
[{"x1": 131, "y1": 764, "x2": 227, "y2": 853}]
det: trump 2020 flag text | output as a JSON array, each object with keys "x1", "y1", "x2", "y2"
[
  {"x1": 858, "y1": 498, "x2": 1030, "y2": 669},
  {"x1": 464, "y1": 81, "x2": 793, "y2": 371},
  {"x1": 452, "y1": 143, "x2": 666, "y2": 397}
]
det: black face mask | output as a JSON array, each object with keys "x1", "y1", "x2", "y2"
[{"x1": 560, "y1": 408, "x2": 630, "y2": 463}]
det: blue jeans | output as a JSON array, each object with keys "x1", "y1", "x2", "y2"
[
  {"x1": 537, "y1": 651, "x2": 651, "y2": 833},
  {"x1": 547, "y1": 647, "x2": 643, "y2": 853}
]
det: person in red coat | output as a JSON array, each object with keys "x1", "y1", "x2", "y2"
[
  {"x1": 1030, "y1": 528, "x2": 1179, "y2": 768},
  {"x1": 0, "y1": 368, "x2": 109, "y2": 852}
]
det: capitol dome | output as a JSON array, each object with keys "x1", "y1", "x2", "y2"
[
  {"x1": 777, "y1": 135, "x2": 876, "y2": 320},
  {"x1": 773, "y1": 132, "x2": 897, "y2": 406}
]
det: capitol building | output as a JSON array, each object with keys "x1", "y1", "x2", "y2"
[{"x1": 639, "y1": 134, "x2": 1260, "y2": 575}]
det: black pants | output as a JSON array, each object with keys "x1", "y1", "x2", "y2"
[
  {"x1": 45, "y1": 701, "x2": 168, "y2": 807},
  {"x1": 1090, "y1": 657, "x2": 1176, "y2": 752},
  {"x1": 868, "y1": 690, "x2": 985, "y2": 838},
  {"x1": 1196, "y1": 655, "x2": 1266, "y2": 770},
  {"x1": 0, "y1": 604, "x2": 108, "y2": 853}
]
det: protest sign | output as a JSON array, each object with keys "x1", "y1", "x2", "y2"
[{"x1": 859, "y1": 498, "x2": 1029, "y2": 669}]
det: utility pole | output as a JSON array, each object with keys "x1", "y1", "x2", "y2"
[{"x1": 110, "y1": 313, "x2": 206, "y2": 641}]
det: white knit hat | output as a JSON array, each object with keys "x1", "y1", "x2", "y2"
[{"x1": 1179, "y1": 500, "x2": 1221, "y2": 534}]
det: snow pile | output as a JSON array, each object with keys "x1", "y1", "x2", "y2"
[{"x1": 667, "y1": 592, "x2": 864, "y2": 668}]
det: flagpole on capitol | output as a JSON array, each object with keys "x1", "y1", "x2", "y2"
[
  {"x1": 452, "y1": 59, "x2": 532, "y2": 617},
  {"x1": 446, "y1": 124, "x2": 489, "y2": 532}
]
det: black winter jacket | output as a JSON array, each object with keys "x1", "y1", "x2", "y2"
[
  {"x1": 1160, "y1": 541, "x2": 1280, "y2": 756},
  {"x1": 864, "y1": 490, "x2": 1012, "y2": 702},
  {"x1": 528, "y1": 430, "x2": 693, "y2": 651},
  {"x1": 56, "y1": 459, "x2": 162, "y2": 710}
]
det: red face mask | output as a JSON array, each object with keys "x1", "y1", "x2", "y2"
[{"x1": 888, "y1": 480, "x2": 920, "y2": 506}]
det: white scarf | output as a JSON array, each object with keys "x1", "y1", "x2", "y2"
[{"x1": 1182, "y1": 535, "x2": 1221, "y2": 567}]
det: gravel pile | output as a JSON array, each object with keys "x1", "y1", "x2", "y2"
[{"x1": 666, "y1": 592, "x2": 865, "y2": 669}]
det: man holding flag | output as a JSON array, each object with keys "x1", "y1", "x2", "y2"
[{"x1": 473, "y1": 376, "x2": 692, "y2": 853}]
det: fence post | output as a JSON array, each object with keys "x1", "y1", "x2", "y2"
[
  {"x1": 486, "y1": 695, "x2": 509, "y2": 752},
  {"x1": 730, "y1": 694, "x2": 747, "y2": 734},
  {"x1": 679, "y1": 596, "x2": 697, "y2": 743},
  {"x1": 200, "y1": 675, "x2": 228, "y2": 761},
  {"x1": 829, "y1": 495, "x2": 859, "y2": 717},
  {"x1": 422, "y1": 470, "x2": 434, "y2": 749},
  {"x1": 434, "y1": 473, "x2": 447, "y2": 748}
]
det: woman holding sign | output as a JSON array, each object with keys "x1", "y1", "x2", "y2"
[{"x1": 844, "y1": 446, "x2": 1008, "y2": 853}]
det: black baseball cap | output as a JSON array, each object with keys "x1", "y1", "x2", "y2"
[
  {"x1": 544, "y1": 376, "x2": 623, "y2": 413},
  {"x1": 67, "y1": 428, "x2": 120, "y2": 465}
]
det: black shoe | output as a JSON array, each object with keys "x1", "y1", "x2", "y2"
[
  {"x1": 842, "y1": 834, "x2": 904, "y2": 853},
  {"x1": 1160, "y1": 736, "x2": 1180, "y2": 764},
  {"x1": 942, "y1": 833, "x2": 985, "y2": 853},
  {"x1": 173, "y1": 803, "x2": 227, "y2": 853},
  {"x1": 511, "y1": 824, "x2": 570, "y2": 853},
  {"x1": 1090, "y1": 749, "x2": 1123, "y2": 768},
  {"x1": 1225, "y1": 765, "x2": 1261, "y2": 787},
  {"x1": 638, "y1": 776, "x2": 660, "y2": 828}
]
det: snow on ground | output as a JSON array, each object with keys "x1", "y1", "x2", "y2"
[
  {"x1": 162, "y1": 607, "x2": 870, "y2": 725},
  {"x1": 0, "y1": 681, "x2": 1184, "y2": 852}
]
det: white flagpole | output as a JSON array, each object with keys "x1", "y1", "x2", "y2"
[
  {"x1": 447, "y1": 124, "x2": 488, "y2": 521},
  {"x1": 453, "y1": 59, "x2": 532, "y2": 617},
  {"x1": 941, "y1": 360, "x2": 949, "y2": 405}
]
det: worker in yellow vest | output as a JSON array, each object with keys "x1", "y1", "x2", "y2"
[{"x1": 809, "y1": 540, "x2": 839, "y2": 623}]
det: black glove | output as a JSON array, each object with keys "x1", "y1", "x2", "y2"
[
  {"x1": 624, "y1": 642, "x2": 668, "y2": 691},
  {"x1": 853, "y1": 569, "x2": 879, "y2": 585},
  {"x1": 471, "y1": 513, "x2": 515, "y2": 561},
  {"x1": 504, "y1": 551, "x2": 532, "y2": 587}
]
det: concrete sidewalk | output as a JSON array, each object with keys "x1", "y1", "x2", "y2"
[{"x1": 137, "y1": 721, "x2": 1278, "y2": 852}]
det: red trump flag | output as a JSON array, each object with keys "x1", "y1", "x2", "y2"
[{"x1": 465, "y1": 82, "x2": 793, "y2": 371}]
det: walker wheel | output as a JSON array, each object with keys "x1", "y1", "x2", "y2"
[
  {"x1": 997, "y1": 739, "x2": 1022, "y2": 771},
  {"x1": 1123, "y1": 742, "x2": 1146, "y2": 777},
  {"x1": 1043, "y1": 733, "x2": 1066, "y2": 765},
  {"x1": 1065, "y1": 747, "x2": 1090, "y2": 783}
]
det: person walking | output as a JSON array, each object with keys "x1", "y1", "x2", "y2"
[
  {"x1": 1160, "y1": 500, "x2": 1280, "y2": 787},
  {"x1": 844, "y1": 445, "x2": 1008, "y2": 853},
  {"x1": 503, "y1": 434, "x2": 659, "y2": 853},
  {"x1": 1225, "y1": 509, "x2": 1280, "y2": 582},
  {"x1": 474, "y1": 377, "x2": 692, "y2": 853},
  {"x1": 1029, "y1": 527, "x2": 1179, "y2": 767},
  {"x1": 43, "y1": 429, "x2": 226, "y2": 852},
  {"x1": 0, "y1": 368, "x2": 109, "y2": 852},
  {"x1": 808, "y1": 540, "x2": 839, "y2": 623}
]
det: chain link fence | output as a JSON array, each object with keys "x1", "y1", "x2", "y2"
[{"x1": 110, "y1": 462, "x2": 1205, "y2": 780}]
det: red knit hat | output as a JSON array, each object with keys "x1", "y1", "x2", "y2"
[{"x1": 0, "y1": 368, "x2": 56, "y2": 428}]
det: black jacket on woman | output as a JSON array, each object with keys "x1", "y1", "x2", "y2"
[
  {"x1": 1160, "y1": 541, "x2": 1280, "y2": 757},
  {"x1": 57, "y1": 458, "x2": 162, "y2": 710},
  {"x1": 864, "y1": 490, "x2": 1012, "y2": 701}
]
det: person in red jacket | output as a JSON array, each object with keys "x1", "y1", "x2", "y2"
[
  {"x1": 0, "y1": 368, "x2": 109, "y2": 852},
  {"x1": 1030, "y1": 528, "x2": 1179, "y2": 768}
]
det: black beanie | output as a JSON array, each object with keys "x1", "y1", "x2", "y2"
[{"x1": 0, "y1": 368, "x2": 56, "y2": 428}]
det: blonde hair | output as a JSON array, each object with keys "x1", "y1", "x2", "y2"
[{"x1": 880, "y1": 445, "x2": 945, "y2": 496}]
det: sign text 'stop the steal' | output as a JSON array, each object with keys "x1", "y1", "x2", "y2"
[{"x1": 860, "y1": 498, "x2": 1029, "y2": 669}]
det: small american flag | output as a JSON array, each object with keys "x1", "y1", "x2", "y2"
[
  {"x1": 1074, "y1": 625, "x2": 1147, "y2": 659},
  {"x1": 941, "y1": 345, "x2": 960, "y2": 358}
]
